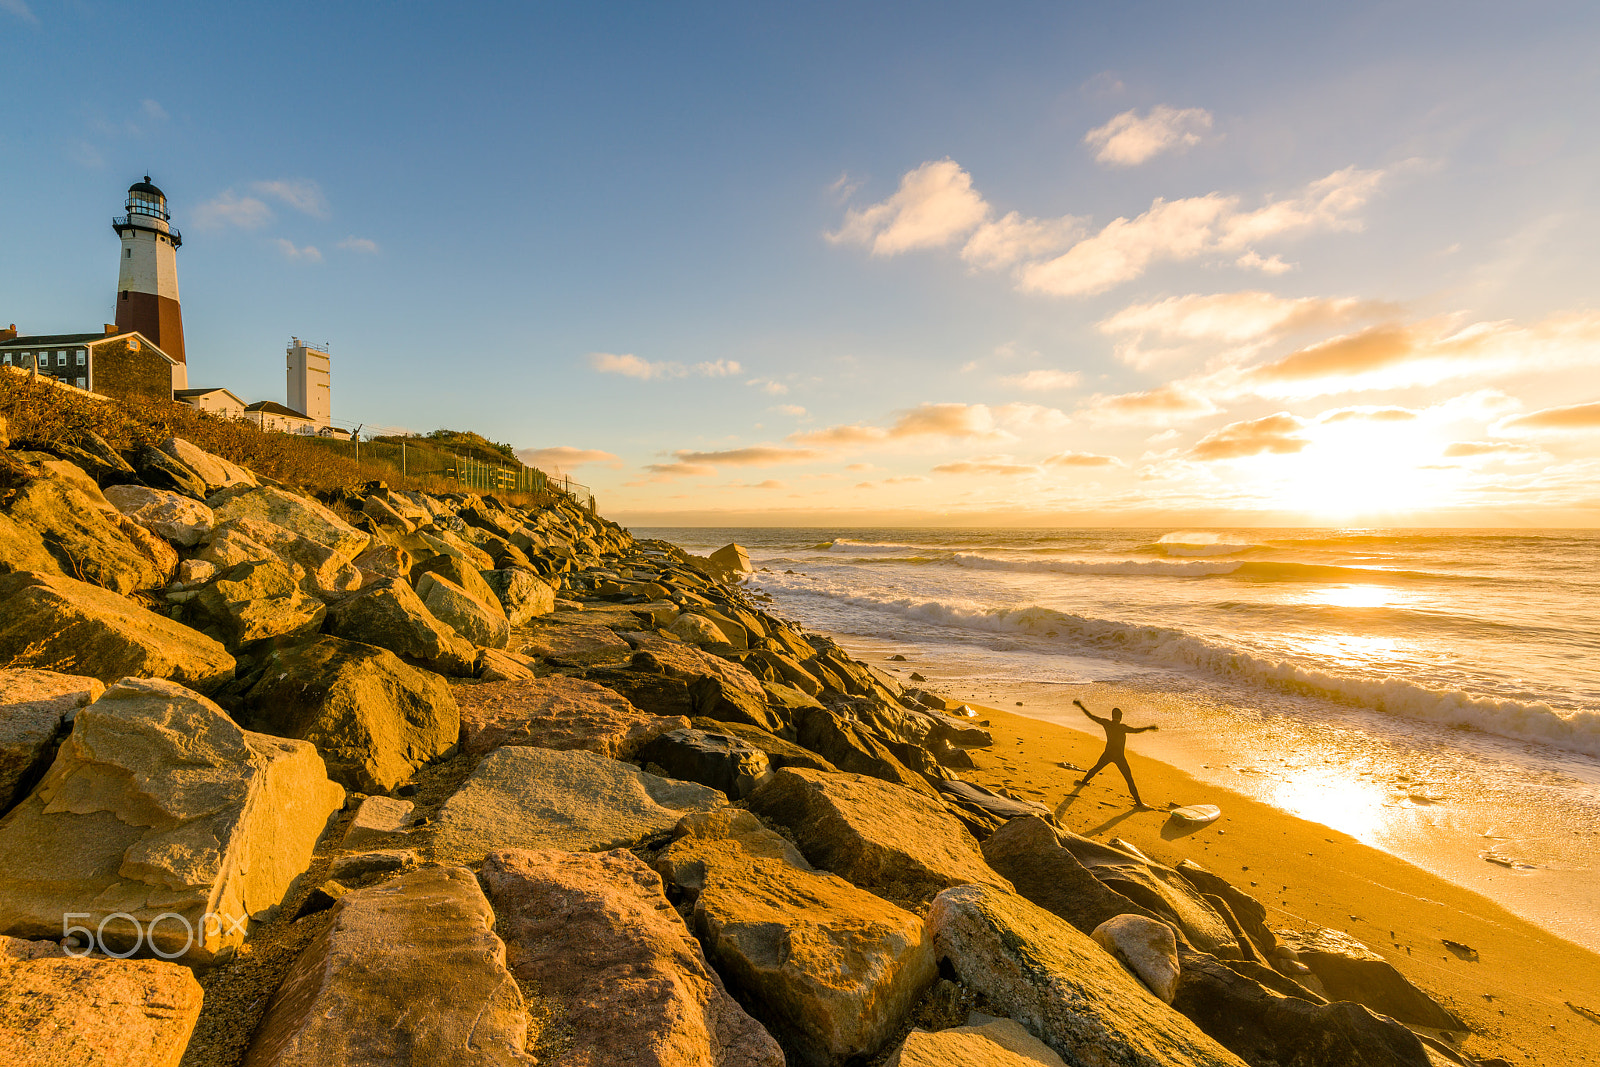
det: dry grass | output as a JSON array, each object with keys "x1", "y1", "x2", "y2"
[{"x1": 0, "y1": 372, "x2": 557, "y2": 506}]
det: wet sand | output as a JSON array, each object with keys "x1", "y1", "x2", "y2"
[{"x1": 841, "y1": 637, "x2": 1600, "y2": 1065}]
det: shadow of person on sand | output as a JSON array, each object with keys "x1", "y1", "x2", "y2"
[{"x1": 1081, "y1": 808, "x2": 1147, "y2": 838}]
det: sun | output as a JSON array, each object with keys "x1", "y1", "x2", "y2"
[{"x1": 1258, "y1": 419, "x2": 1458, "y2": 519}]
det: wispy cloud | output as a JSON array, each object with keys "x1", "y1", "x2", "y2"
[
  {"x1": 747, "y1": 378, "x2": 789, "y2": 395},
  {"x1": 274, "y1": 239, "x2": 322, "y2": 262},
  {"x1": 1496, "y1": 401, "x2": 1600, "y2": 433},
  {"x1": 251, "y1": 179, "x2": 329, "y2": 218},
  {"x1": 1084, "y1": 105, "x2": 1213, "y2": 166},
  {"x1": 194, "y1": 190, "x2": 274, "y2": 231},
  {"x1": 773, "y1": 404, "x2": 807, "y2": 417},
  {"x1": 589, "y1": 352, "x2": 681, "y2": 380},
  {"x1": 1001, "y1": 369, "x2": 1081, "y2": 391},
  {"x1": 141, "y1": 99, "x2": 168, "y2": 121},
  {"x1": 2, "y1": 0, "x2": 37, "y2": 25},
  {"x1": 1078, "y1": 385, "x2": 1218, "y2": 425},
  {"x1": 1044, "y1": 451, "x2": 1120, "y2": 467},
  {"x1": 337, "y1": 236, "x2": 380, "y2": 254},
  {"x1": 827, "y1": 159, "x2": 989, "y2": 256},
  {"x1": 693, "y1": 359, "x2": 742, "y2": 377},
  {"x1": 516, "y1": 446, "x2": 620, "y2": 471},
  {"x1": 674, "y1": 447, "x2": 818, "y2": 466},
  {"x1": 1187, "y1": 413, "x2": 1311, "y2": 460}
]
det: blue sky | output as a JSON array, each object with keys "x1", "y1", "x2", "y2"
[{"x1": 4, "y1": 1, "x2": 1599, "y2": 524}]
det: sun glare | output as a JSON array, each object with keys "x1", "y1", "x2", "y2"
[{"x1": 1259, "y1": 420, "x2": 1454, "y2": 519}]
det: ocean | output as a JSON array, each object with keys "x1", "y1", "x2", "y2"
[{"x1": 638, "y1": 526, "x2": 1600, "y2": 949}]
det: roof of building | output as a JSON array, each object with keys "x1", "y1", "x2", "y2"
[
  {"x1": 0, "y1": 333, "x2": 117, "y2": 347},
  {"x1": 176, "y1": 387, "x2": 246, "y2": 404},
  {"x1": 245, "y1": 400, "x2": 312, "y2": 419},
  {"x1": 129, "y1": 178, "x2": 165, "y2": 198}
]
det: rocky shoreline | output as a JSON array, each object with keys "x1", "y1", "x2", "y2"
[{"x1": 0, "y1": 422, "x2": 1511, "y2": 1066}]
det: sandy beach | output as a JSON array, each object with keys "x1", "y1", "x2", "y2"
[{"x1": 839, "y1": 635, "x2": 1600, "y2": 1066}]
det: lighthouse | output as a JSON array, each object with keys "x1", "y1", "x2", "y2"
[{"x1": 113, "y1": 177, "x2": 187, "y2": 388}]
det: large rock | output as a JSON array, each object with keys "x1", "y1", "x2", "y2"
[
  {"x1": 655, "y1": 809, "x2": 937, "y2": 1066},
  {"x1": 0, "y1": 669, "x2": 103, "y2": 812},
  {"x1": 792, "y1": 705, "x2": 935, "y2": 795},
  {"x1": 520, "y1": 620, "x2": 632, "y2": 668},
  {"x1": 328, "y1": 577, "x2": 476, "y2": 676},
  {"x1": 457, "y1": 675, "x2": 689, "y2": 759},
  {"x1": 1276, "y1": 927, "x2": 1466, "y2": 1031},
  {"x1": 6, "y1": 460, "x2": 168, "y2": 593},
  {"x1": 430, "y1": 746, "x2": 724, "y2": 862},
  {"x1": 671, "y1": 612, "x2": 733, "y2": 648},
  {"x1": 982, "y1": 816, "x2": 1162, "y2": 936},
  {"x1": 209, "y1": 484, "x2": 369, "y2": 559},
  {"x1": 928, "y1": 884, "x2": 1248, "y2": 1067},
  {"x1": 1171, "y1": 951, "x2": 1432, "y2": 1067},
  {"x1": 202, "y1": 517, "x2": 362, "y2": 600},
  {"x1": 241, "y1": 636, "x2": 460, "y2": 793},
  {"x1": 479, "y1": 848, "x2": 783, "y2": 1067},
  {"x1": 708, "y1": 542, "x2": 752, "y2": 576},
  {"x1": 187, "y1": 558, "x2": 327, "y2": 651},
  {"x1": 1094, "y1": 915, "x2": 1182, "y2": 1004},
  {"x1": 0, "y1": 510, "x2": 65, "y2": 579},
  {"x1": 0, "y1": 571, "x2": 234, "y2": 692},
  {"x1": 412, "y1": 552, "x2": 501, "y2": 608},
  {"x1": 636, "y1": 727, "x2": 770, "y2": 799},
  {"x1": 0, "y1": 678, "x2": 344, "y2": 962},
  {"x1": 884, "y1": 1018, "x2": 1067, "y2": 1067},
  {"x1": 690, "y1": 716, "x2": 839, "y2": 772},
  {"x1": 1056, "y1": 833, "x2": 1241, "y2": 959},
  {"x1": 1174, "y1": 860, "x2": 1279, "y2": 958},
  {"x1": 937, "y1": 779, "x2": 1051, "y2": 838},
  {"x1": 482, "y1": 566, "x2": 555, "y2": 625},
  {"x1": 416, "y1": 570, "x2": 510, "y2": 649},
  {"x1": 134, "y1": 445, "x2": 208, "y2": 499},
  {"x1": 0, "y1": 954, "x2": 204, "y2": 1067},
  {"x1": 158, "y1": 436, "x2": 257, "y2": 493},
  {"x1": 102, "y1": 484, "x2": 214, "y2": 547},
  {"x1": 748, "y1": 767, "x2": 1007, "y2": 902},
  {"x1": 242, "y1": 866, "x2": 532, "y2": 1067}
]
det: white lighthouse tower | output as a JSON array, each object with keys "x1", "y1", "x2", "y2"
[{"x1": 113, "y1": 177, "x2": 187, "y2": 389}]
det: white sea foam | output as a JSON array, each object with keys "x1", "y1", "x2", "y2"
[{"x1": 753, "y1": 576, "x2": 1600, "y2": 758}]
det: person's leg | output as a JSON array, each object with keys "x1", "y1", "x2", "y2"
[
  {"x1": 1113, "y1": 756, "x2": 1144, "y2": 806},
  {"x1": 1076, "y1": 752, "x2": 1112, "y2": 786}
]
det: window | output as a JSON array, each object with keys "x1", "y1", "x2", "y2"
[
  {"x1": 75, "y1": 377, "x2": 86, "y2": 388},
  {"x1": 2, "y1": 354, "x2": 10, "y2": 365},
  {"x1": 75, "y1": 350, "x2": 86, "y2": 365},
  {"x1": 56, "y1": 351, "x2": 67, "y2": 366},
  {"x1": 126, "y1": 248, "x2": 132, "y2": 258}
]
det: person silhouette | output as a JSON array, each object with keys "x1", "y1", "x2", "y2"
[{"x1": 1071, "y1": 698, "x2": 1158, "y2": 808}]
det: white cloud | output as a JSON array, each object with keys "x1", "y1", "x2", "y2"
[
  {"x1": 1084, "y1": 106, "x2": 1213, "y2": 166},
  {"x1": 1101, "y1": 292, "x2": 1393, "y2": 346},
  {"x1": 337, "y1": 236, "x2": 380, "y2": 254},
  {"x1": 588, "y1": 352, "x2": 684, "y2": 380},
  {"x1": 516, "y1": 446, "x2": 620, "y2": 470},
  {"x1": 1019, "y1": 166, "x2": 1384, "y2": 297},
  {"x1": 2, "y1": 0, "x2": 37, "y2": 24},
  {"x1": 961, "y1": 211, "x2": 1083, "y2": 270},
  {"x1": 194, "y1": 190, "x2": 273, "y2": 231},
  {"x1": 140, "y1": 99, "x2": 168, "y2": 121},
  {"x1": 774, "y1": 404, "x2": 807, "y2": 417},
  {"x1": 251, "y1": 179, "x2": 330, "y2": 218},
  {"x1": 274, "y1": 239, "x2": 322, "y2": 262},
  {"x1": 747, "y1": 378, "x2": 789, "y2": 395},
  {"x1": 693, "y1": 359, "x2": 742, "y2": 377},
  {"x1": 1001, "y1": 369, "x2": 1081, "y2": 391},
  {"x1": 1235, "y1": 249, "x2": 1293, "y2": 274},
  {"x1": 827, "y1": 159, "x2": 990, "y2": 256}
]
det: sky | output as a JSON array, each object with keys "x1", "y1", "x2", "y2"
[{"x1": 4, "y1": 1, "x2": 1599, "y2": 527}]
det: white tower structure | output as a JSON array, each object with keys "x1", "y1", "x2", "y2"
[
  {"x1": 286, "y1": 338, "x2": 330, "y2": 426},
  {"x1": 113, "y1": 177, "x2": 186, "y2": 389}
]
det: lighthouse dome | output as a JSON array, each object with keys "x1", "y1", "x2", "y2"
[{"x1": 126, "y1": 177, "x2": 169, "y2": 220}]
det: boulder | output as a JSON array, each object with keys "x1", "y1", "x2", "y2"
[
  {"x1": 1276, "y1": 927, "x2": 1466, "y2": 1031},
  {"x1": 584, "y1": 668, "x2": 697, "y2": 718},
  {"x1": 352, "y1": 541, "x2": 410, "y2": 584},
  {"x1": 476, "y1": 647, "x2": 538, "y2": 681},
  {"x1": 43, "y1": 430, "x2": 137, "y2": 487},
  {"x1": 1174, "y1": 860, "x2": 1278, "y2": 958},
  {"x1": 928, "y1": 884, "x2": 1248, "y2": 1067},
  {"x1": 102, "y1": 484, "x2": 214, "y2": 546},
  {"x1": 242, "y1": 636, "x2": 460, "y2": 793},
  {"x1": 158, "y1": 437, "x2": 257, "y2": 493},
  {"x1": 0, "y1": 571, "x2": 234, "y2": 692},
  {"x1": 242, "y1": 866, "x2": 532, "y2": 1067},
  {"x1": 708, "y1": 542, "x2": 752, "y2": 575},
  {"x1": 203, "y1": 517, "x2": 362, "y2": 600},
  {"x1": 1056, "y1": 833, "x2": 1241, "y2": 959},
  {"x1": 520, "y1": 620, "x2": 632, "y2": 668},
  {"x1": 936, "y1": 780, "x2": 1050, "y2": 838},
  {"x1": 0, "y1": 668, "x2": 103, "y2": 812},
  {"x1": 328, "y1": 577, "x2": 476, "y2": 676},
  {"x1": 1093, "y1": 914, "x2": 1182, "y2": 1003},
  {"x1": 654, "y1": 809, "x2": 937, "y2": 1066},
  {"x1": 6, "y1": 460, "x2": 168, "y2": 593},
  {"x1": 187, "y1": 558, "x2": 327, "y2": 651},
  {"x1": 884, "y1": 1018, "x2": 1067, "y2": 1067},
  {"x1": 690, "y1": 717, "x2": 838, "y2": 772},
  {"x1": 457, "y1": 675, "x2": 689, "y2": 759},
  {"x1": 412, "y1": 552, "x2": 501, "y2": 607},
  {"x1": 0, "y1": 678, "x2": 344, "y2": 962},
  {"x1": 982, "y1": 817, "x2": 1161, "y2": 936},
  {"x1": 636, "y1": 727, "x2": 771, "y2": 799},
  {"x1": 792, "y1": 705, "x2": 935, "y2": 795},
  {"x1": 1171, "y1": 951, "x2": 1432, "y2": 1067},
  {"x1": 691, "y1": 674, "x2": 788, "y2": 735},
  {"x1": 209, "y1": 484, "x2": 369, "y2": 560},
  {"x1": 339, "y1": 795, "x2": 414, "y2": 851},
  {"x1": 416, "y1": 570, "x2": 510, "y2": 649},
  {"x1": 327, "y1": 849, "x2": 417, "y2": 882},
  {"x1": 483, "y1": 566, "x2": 555, "y2": 625},
  {"x1": 360, "y1": 493, "x2": 415, "y2": 532},
  {"x1": 0, "y1": 954, "x2": 204, "y2": 1067},
  {"x1": 430, "y1": 746, "x2": 724, "y2": 862},
  {"x1": 0, "y1": 511, "x2": 66, "y2": 579},
  {"x1": 748, "y1": 767, "x2": 1008, "y2": 903},
  {"x1": 135, "y1": 444, "x2": 209, "y2": 499},
  {"x1": 671, "y1": 612, "x2": 732, "y2": 647},
  {"x1": 479, "y1": 848, "x2": 784, "y2": 1067}
]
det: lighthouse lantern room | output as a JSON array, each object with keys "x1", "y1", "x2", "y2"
[{"x1": 113, "y1": 177, "x2": 187, "y2": 388}]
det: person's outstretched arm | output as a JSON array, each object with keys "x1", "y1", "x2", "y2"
[
  {"x1": 1130, "y1": 724, "x2": 1160, "y2": 733},
  {"x1": 1072, "y1": 698, "x2": 1108, "y2": 725}
]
